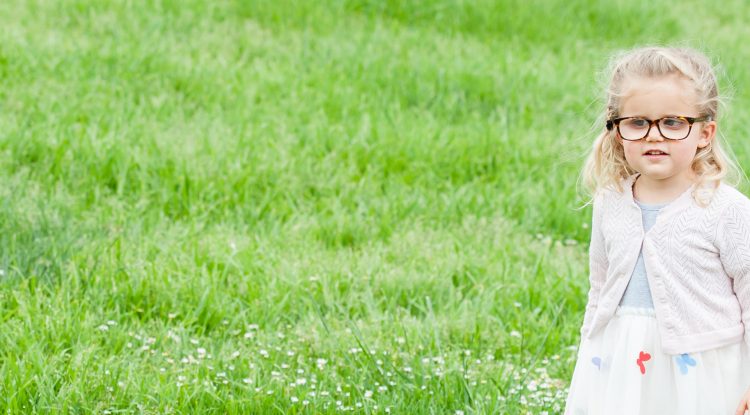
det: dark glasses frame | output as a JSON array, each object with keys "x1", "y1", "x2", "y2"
[{"x1": 606, "y1": 115, "x2": 713, "y2": 141}]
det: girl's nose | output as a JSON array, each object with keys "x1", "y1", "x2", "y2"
[{"x1": 645, "y1": 123, "x2": 664, "y2": 141}]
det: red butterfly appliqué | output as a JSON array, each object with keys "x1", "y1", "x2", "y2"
[{"x1": 636, "y1": 351, "x2": 651, "y2": 374}]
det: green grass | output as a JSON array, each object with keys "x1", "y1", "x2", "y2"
[{"x1": 1, "y1": 0, "x2": 749, "y2": 413}]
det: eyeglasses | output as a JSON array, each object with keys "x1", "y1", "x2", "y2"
[{"x1": 606, "y1": 115, "x2": 712, "y2": 141}]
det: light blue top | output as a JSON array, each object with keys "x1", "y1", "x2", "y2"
[{"x1": 618, "y1": 199, "x2": 668, "y2": 309}]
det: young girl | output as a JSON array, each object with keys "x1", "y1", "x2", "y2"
[{"x1": 565, "y1": 46, "x2": 750, "y2": 414}]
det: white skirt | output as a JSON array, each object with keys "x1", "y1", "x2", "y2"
[{"x1": 565, "y1": 306, "x2": 750, "y2": 415}]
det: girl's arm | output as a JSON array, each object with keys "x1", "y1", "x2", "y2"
[
  {"x1": 716, "y1": 199, "x2": 750, "y2": 346},
  {"x1": 580, "y1": 192, "x2": 608, "y2": 339},
  {"x1": 715, "y1": 197, "x2": 750, "y2": 411}
]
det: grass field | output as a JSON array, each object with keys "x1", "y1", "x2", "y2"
[{"x1": 1, "y1": 0, "x2": 750, "y2": 413}]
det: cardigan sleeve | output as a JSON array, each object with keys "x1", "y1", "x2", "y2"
[
  {"x1": 580, "y1": 192, "x2": 608, "y2": 339},
  {"x1": 716, "y1": 198, "x2": 750, "y2": 346}
]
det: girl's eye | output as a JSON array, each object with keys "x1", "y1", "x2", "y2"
[
  {"x1": 624, "y1": 118, "x2": 649, "y2": 128},
  {"x1": 661, "y1": 117, "x2": 687, "y2": 129}
]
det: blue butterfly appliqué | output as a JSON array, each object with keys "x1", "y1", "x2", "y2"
[
  {"x1": 591, "y1": 356, "x2": 601, "y2": 370},
  {"x1": 675, "y1": 353, "x2": 697, "y2": 374}
]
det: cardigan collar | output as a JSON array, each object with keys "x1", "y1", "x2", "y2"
[{"x1": 621, "y1": 173, "x2": 697, "y2": 215}]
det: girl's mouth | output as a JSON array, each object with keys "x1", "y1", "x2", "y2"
[{"x1": 643, "y1": 149, "x2": 669, "y2": 159}]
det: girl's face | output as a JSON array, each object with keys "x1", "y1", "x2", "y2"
[{"x1": 617, "y1": 74, "x2": 716, "y2": 190}]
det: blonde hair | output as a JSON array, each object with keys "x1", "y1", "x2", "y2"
[{"x1": 579, "y1": 46, "x2": 743, "y2": 207}]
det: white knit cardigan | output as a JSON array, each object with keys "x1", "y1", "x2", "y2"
[{"x1": 580, "y1": 173, "x2": 750, "y2": 354}]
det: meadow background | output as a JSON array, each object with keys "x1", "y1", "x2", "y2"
[{"x1": 1, "y1": 0, "x2": 749, "y2": 413}]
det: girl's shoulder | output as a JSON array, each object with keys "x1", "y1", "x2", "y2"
[
  {"x1": 716, "y1": 181, "x2": 749, "y2": 200},
  {"x1": 593, "y1": 175, "x2": 632, "y2": 205},
  {"x1": 713, "y1": 182, "x2": 750, "y2": 214}
]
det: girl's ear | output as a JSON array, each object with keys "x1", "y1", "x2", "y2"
[{"x1": 697, "y1": 120, "x2": 717, "y2": 149}]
